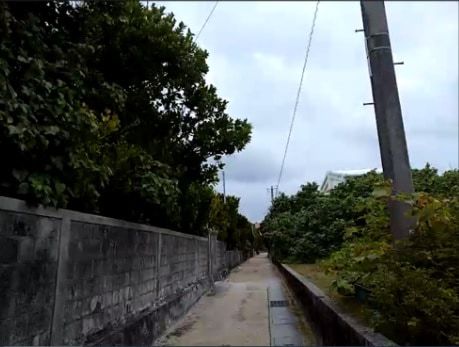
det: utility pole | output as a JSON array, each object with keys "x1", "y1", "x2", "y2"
[
  {"x1": 269, "y1": 185, "x2": 278, "y2": 203},
  {"x1": 222, "y1": 170, "x2": 226, "y2": 204},
  {"x1": 360, "y1": 1, "x2": 414, "y2": 239}
]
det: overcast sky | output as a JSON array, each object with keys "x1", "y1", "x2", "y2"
[{"x1": 157, "y1": 1, "x2": 458, "y2": 222}]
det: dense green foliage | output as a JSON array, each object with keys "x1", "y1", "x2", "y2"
[
  {"x1": 0, "y1": 1, "x2": 253, "y2": 238},
  {"x1": 209, "y1": 193, "x2": 260, "y2": 252},
  {"x1": 262, "y1": 165, "x2": 459, "y2": 345},
  {"x1": 262, "y1": 172, "x2": 384, "y2": 262}
]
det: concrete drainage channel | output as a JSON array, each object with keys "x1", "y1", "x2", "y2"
[
  {"x1": 267, "y1": 285, "x2": 308, "y2": 346},
  {"x1": 275, "y1": 262, "x2": 397, "y2": 346}
]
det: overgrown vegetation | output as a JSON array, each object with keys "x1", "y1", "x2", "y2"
[
  {"x1": 262, "y1": 171, "x2": 384, "y2": 262},
  {"x1": 262, "y1": 164, "x2": 459, "y2": 345},
  {"x1": 0, "y1": 1, "x2": 255, "y2": 247}
]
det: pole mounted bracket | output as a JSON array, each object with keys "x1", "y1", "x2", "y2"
[
  {"x1": 366, "y1": 32, "x2": 391, "y2": 55},
  {"x1": 363, "y1": 102, "x2": 375, "y2": 106},
  {"x1": 355, "y1": 29, "x2": 364, "y2": 33},
  {"x1": 394, "y1": 61, "x2": 404, "y2": 65}
]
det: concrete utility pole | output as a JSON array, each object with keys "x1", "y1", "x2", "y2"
[
  {"x1": 222, "y1": 170, "x2": 226, "y2": 204},
  {"x1": 207, "y1": 231, "x2": 216, "y2": 295},
  {"x1": 360, "y1": 1, "x2": 415, "y2": 239},
  {"x1": 270, "y1": 186, "x2": 274, "y2": 204}
]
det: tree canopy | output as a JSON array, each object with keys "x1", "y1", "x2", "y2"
[{"x1": 0, "y1": 0, "x2": 252, "y2": 237}]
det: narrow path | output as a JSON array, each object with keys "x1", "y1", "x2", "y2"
[{"x1": 156, "y1": 253, "x2": 317, "y2": 346}]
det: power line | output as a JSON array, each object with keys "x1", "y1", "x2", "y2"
[
  {"x1": 195, "y1": 1, "x2": 219, "y2": 42},
  {"x1": 275, "y1": 1, "x2": 320, "y2": 195}
]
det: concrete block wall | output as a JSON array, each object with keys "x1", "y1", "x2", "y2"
[
  {"x1": 227, "y1": 250, "x2": 242, "y2": 269},
  {"x1": 197, "y1": 238, "x2": 208, "y2": 280},
  {"x1": 216, "y1": 241, "x2": 226, "y2": 271},
  {"x1": 0, "y1": 196, "x2": 246, "y2": 346},
  {"x1": 211, "y1": 239, "x2": 247, "y2": 281},
  {"x1": 59, "y1": 222, "x2": 161, "y2": 345},
  {"x1": 0, "y1": 212, "x2": 60, "y2": 345}
]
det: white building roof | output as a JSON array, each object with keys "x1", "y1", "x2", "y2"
[
  {"x1": 320, "y1": 168, "x2": 382, "y2": 193},
  {"x1": 331, "y1": 168, "x2": 382, "y2": 176}
]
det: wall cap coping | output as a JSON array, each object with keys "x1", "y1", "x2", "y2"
[{"x1": 0, "y1": 195, "x2": 208, "y2": 242}]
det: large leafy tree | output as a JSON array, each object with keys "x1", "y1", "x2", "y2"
[
  {"x1": 208, "y1": 193, "x2": 255, "y2": 252},
  {"x1": 0, "y1": 1, "x2": 121, "y2": 209},
  {"x1": 0, "y1": 0, "x2": 252, "y2": 235},
  {"x1": 74, "y1": 1, "x2": 251, "y2": 183}
]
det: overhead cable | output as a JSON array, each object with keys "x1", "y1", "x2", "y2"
[
  {"x1": 195, "y1": 1, "x2": 219, "y2": 42},
  {"x1": 276, "y1": 1, "x2": 320, "y2": 195}
]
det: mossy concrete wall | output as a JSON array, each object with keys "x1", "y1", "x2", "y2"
[{"x1": 0, "y1": 196, "x2": 244, "y2": 345}]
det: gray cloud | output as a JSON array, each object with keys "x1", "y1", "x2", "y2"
[{"x1": 160, "y1": 1, "x2": 459, "y2": 222}]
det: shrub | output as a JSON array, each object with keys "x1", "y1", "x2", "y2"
[
  {"x1": 262, "y1": 166, "x2": 459, "y2": 344},
  {"x1": 323, "y1": 189, "x2": 459, "y2": 345}
]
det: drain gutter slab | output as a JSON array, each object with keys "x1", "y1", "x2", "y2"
[{"x1": 268, "y1": 285, "x2": 305, "y2": 346}]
